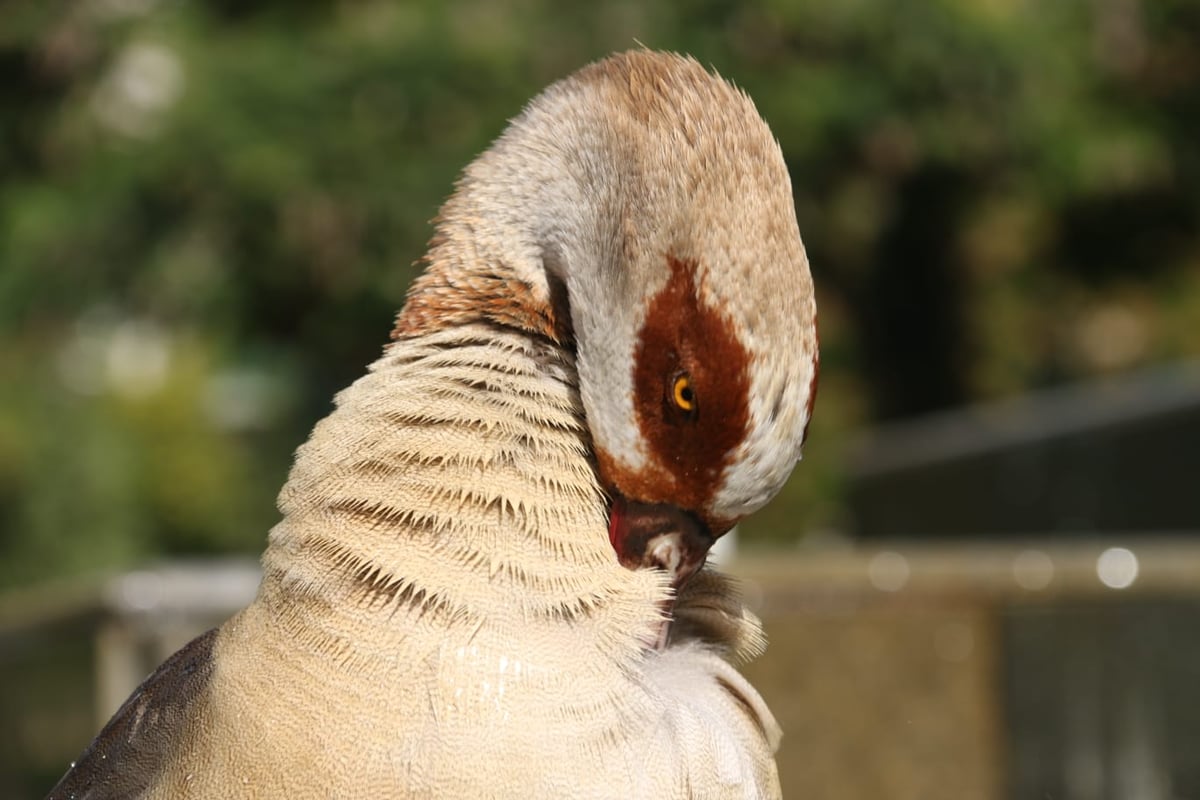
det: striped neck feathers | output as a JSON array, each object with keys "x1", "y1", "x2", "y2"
[{"x1": 261, "y1": 323, "x2": 669, "y2": 635}]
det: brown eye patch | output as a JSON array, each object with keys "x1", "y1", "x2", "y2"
[{"x1": 615, "y1": 254, "x2": 751, "y2": 519}]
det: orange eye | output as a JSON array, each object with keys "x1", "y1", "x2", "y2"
[{"x1": 672, "y1": 373, "x2": 696, "y2": 412}]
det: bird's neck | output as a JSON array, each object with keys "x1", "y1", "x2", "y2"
[
  {"x1": 392, "y1": 126, "x2": 619, "y2": 347},
  {"x1": 257, "y1": 322, "x2": 668, "y2": 654},
  {"x1": 253, "y1": 89, "x2": 682, "y2": 661}
]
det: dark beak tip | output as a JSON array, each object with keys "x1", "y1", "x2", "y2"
[{"x1": 606, "y1": 495, "x2": 716, "y2": 587}]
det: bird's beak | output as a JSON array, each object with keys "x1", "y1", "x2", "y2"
[{"x1": 607, "y1": 493, "x2": 719, "y2": 591}]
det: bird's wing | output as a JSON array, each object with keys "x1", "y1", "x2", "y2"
[
  {"x1": 45, "y1": 628, "x2": 218, "y2": 800},
  {"x1": 671, "y1": 568, "x2": 768, "y2": 664}
]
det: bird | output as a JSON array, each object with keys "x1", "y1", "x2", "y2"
[{"x1": 48, "y1": 49, "x2": 818, "y2": 799}]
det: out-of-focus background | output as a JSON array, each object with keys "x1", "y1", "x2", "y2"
[{"x1": 2, "y1": 1, "x2": 1199, "y2": 798}]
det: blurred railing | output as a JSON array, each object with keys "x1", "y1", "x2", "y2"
[
  {"x1": 737, "y1": 539, "x2": 1200, "y2": 800},
  {"x1": 0, "y1": 560, "x2": 260, "y2": 797},
  {"x1": 3, "y1": 541, "x2": 1199, "y2": 799}
]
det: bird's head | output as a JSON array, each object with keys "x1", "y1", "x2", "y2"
[
  {"x1": 418, "y1": 51, "x2": 817, "y2": 594},
  {"x1": 529, "y1": 53, "x2": 820, "y2": 589}
]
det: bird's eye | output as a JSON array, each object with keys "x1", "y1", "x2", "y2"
[{"x1": 671, "y1": 373, "x2": 696, "y2": 414}]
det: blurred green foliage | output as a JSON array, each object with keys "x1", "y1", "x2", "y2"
[{"x1": 1, "y1": 0, "x2": 1198, "y2": 588}]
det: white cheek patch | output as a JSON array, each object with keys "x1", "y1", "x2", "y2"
[
  {"x1": 712, "y1": 351, "x2": 816, "y2": 519},
  {"x1": 579, "y1": 349, "x2": 646, "y2": 470},
  {"x1": 569, "y1": 261, "x2": 653, "y2": 475}
]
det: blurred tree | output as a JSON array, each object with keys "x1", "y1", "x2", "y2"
[{"x1": 1, "y1": 0, "x2": 1198, "y2": 586}]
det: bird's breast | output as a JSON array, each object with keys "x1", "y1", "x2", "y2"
[{"x1": 179, "y1": 323, "x2": 776, "y2": 796}]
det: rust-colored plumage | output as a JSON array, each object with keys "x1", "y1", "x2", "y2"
[{"x1": 627, "y1": 254, "x2": 752, "y2": 524}]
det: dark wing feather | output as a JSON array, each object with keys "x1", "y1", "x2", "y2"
[{"x1": 45, "y1": 627, "x2": 218, "y2": 800}]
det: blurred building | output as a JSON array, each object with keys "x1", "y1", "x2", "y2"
[
  {"x1": 834, "y1": 360, "x2": 1200, "y2": 799},
  {"x1": 848, "y1": 360, "x2": 1200, "y2": 538}
]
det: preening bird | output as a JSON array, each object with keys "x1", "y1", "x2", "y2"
[{"x1": 49, "y1": 50, "x2": 818, "y2": 799}]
